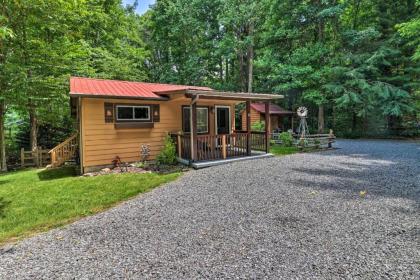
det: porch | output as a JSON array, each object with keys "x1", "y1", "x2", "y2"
[
  {"x1": 169, "y1": 89, "x2": 283, "y2": 168},
  {"x1": 171, "y1": 131, "x2": 273, "y2": 168}
]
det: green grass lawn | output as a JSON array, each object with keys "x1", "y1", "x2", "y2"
[
  {"x1": 0, "y1": 167, "x2": 180, "y2": 244},
  {"x1": 270, "y1": 145, "x2": 300, "y2": 156}
]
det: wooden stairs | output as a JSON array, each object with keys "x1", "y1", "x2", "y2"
[{"x1": 49, "y1": 133, "x2": 79, "y2": 168}]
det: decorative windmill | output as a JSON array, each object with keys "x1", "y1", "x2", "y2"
[{"x1": 296, "y1": 106, "x2": 309, "y2": 138}]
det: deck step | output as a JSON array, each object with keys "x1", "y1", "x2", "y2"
[{"x1": 191, "y1": 153, "x2": 273, "y2": 169}]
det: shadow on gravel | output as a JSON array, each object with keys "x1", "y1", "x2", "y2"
[{"x1": 287, "y1": 140, "x2": 420, "y2": 207}]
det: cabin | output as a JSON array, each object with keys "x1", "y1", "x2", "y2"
[
  {"x1": 240, "y1": 103, "x2": 294, "y2": 132},
  {"x1": 53, "y1": 77, "x2": 282, "y2": 173}
]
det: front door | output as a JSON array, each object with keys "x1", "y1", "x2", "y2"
[{"x1": 216, "y1": 106, "x2": 231, "y2": 134}]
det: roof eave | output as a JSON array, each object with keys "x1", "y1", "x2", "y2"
[
  {"x1": 154, "y1": 88, "x2": 212, "y2": 95},
  {"x1": 266, "y1": 112, "x2": 295, "y2": 115},
  {"x1": 69, "y1": 92, "x2": 169, "y2": 101},
  {"x1": 185, "y1": 90, "x2": 283, "y2": 101}
]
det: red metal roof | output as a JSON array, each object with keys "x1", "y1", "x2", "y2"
[
  {"x1": 70, "y1": 77, "x2": 211, "y2": 99},
  {"x1": 251, "y1": 103, "x2": 294, "y2": 115}
]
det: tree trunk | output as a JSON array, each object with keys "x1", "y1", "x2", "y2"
[
  {"x1": 352, "y1": 111, "x2": 357, "y2": 133},
  {"x1": 363, "y1": 116, "x2": 369, "y2": 132},
  {"x1": 247, "y1": 23, "x2": 254, "y2": 93},
  {"x1": 247, "y1": 47, "x2": 253, "y2": 93},
  {"x1": 219, "y1": 57, "x2": 223, "y2": 82},
  {"x1": 352, "y1": 0, "x2": 361, "y2": 29},
  {"x1": 0, "y1": 99, "x2": 6, "y2": 172},
  {"x1": 238, "y1": 53, "x2": 246, "y2": 92},
  {"x1": 29, "y1": 103, "x2": 38, "y2": 151},
  {"x1": 225, "y1": 58, "x2": 229, "y2": 82},
  {"x1": 317, "y1": 105, "x2": 324, "y2": 133},
  {"x1": 316, "y1": 2, "x2": 325, "y2": 134}
]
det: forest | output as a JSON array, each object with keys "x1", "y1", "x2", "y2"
[{"x1": 0, "y1": 0, "x2": 419, "y2": 171}]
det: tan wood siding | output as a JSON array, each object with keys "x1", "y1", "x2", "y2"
[
  {"x1": 81, "y1": 96, "x2": 237, "y2": 168},
  {"x1": 241, "y1": 109, "x2": 284, "y2": 132},
  {"x1": 270, "y1": 115, "x2": 279, "y2": 131},
  {"x1": 241, "y1": 108, "x2": 260, "y2": 131}
]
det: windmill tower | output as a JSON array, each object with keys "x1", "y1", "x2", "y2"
[{"x1": 296, "y1": 106, "x2": 309, "y2": 138}]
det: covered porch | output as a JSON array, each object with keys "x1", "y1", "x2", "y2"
[{"x1": 170, "y1": 89, "x2": 283, "y2": 168}]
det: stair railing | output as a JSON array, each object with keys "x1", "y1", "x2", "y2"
[{"x1": 49, "y1": 133, "x2": 78, "y2": 167}]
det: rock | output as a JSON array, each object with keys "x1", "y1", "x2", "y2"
[
  {"x1": 83, "y1": 173, "x2": 94, "y2": 177},
  {"x1": 101, "y1": 168, "x2": 111, "y2": 173}
]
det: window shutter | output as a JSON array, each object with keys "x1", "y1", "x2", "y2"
[
  {"x1": 152, "y1": 104, "x2": 160, "y2": 122},
  {"x1": 104, "y1": 103, "x2": 114, "y2": 123}
]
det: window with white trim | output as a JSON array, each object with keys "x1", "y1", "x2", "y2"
[
  {"x1": 182, "y1": 106, "x2": 209, "y2": 134},
  {"x1": 116, "y1": 105, "x2": 151, "y2": 121}
]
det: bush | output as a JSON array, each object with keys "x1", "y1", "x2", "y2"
[
  {"x1": 156, "y1": 135, "x2": 177, "y2": 165},
  {"x1": 279, "y1": 132, "x2": 294, "y2": 147},
  {"x1": 251, "y1": 120, "x2": 265, "y2": 132}
]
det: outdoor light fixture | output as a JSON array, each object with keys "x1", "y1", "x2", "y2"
[{"x1": 104, "y1": 103, "x2": 114, "y2": 123}]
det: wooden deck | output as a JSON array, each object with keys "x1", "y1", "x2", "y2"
[{"x1": 171, "y1": 131, "x2": 268, "y2": 165}]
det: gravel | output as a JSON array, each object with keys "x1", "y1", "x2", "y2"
[{"x1": 0, "y1": 139, "x2": 419, "y2": 279}]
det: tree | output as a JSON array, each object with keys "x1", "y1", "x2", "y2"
[
  {"x1": 0, "y1": 10, "x2": 14, "y2": 172},
  {"x1": 218, "y1": 0, "x2": 262, "y2": 92},
  {"x1": 1, "y1": 0, "x2": 151, "y2": 169}
]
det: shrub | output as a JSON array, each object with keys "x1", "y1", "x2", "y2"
[
  {"x1": 251, "y1": 120, "x2": 265, "y2": 132},
  {"x1": 156, "y1": 135, "x2": 177, "y2": 165},
  {"x1": 279, "y1": 132, "x2": 294, "y2": 147}
]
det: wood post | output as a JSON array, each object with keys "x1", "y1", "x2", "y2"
[
  {"x1": 0, "y1": 99, "x2": 6, "y2": 172},
  {"x1": 190, "y1": 98, "x2": 198, "y2": 161},
  {"x1": 177, "y1": 134, "x2": 182, "y2": 158},
  {"x1": 51, "y1": 151, "x2": 56, "y2": 167},
  {"x1": 222, "y1": 135, "x2": 227, "y2": 159},
  {"x1": 21, "y1": 148, "x2": 24, "y2": 167},
  {"x1": 328, "y1": 129, "x2": 334, "y2": 149},
  {"x1": 265, "y1": 102, "x2": 271, "y2": 153},
  {"x1": 38, "y1": 147, "x2": 42, "y2": 167},
  {"x1": 246, "y1": 100, "x2": 251, "y2": 156}
]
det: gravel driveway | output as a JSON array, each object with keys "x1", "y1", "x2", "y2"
[{"x1": 1, "y1": 140, "x2": 419, "y2": 279}]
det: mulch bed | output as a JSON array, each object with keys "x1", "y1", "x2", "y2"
[
  {"x1": 83, "y1": 166, "x2": 150, "y2": 177},
  {"x1": 83, "y1": 163, "x2": 189, "y2": 177}
]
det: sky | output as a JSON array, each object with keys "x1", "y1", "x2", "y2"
[{"x1": 122, "y1": 0, "x2": 155, "y2": 14}]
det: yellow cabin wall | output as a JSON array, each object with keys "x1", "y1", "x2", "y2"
[
  {"x1": 241, "y1": 109, "x2": 286, "y2": 131},
  {"x1": 81, "y1": 96, "x2": 237, "y2": 169},
  {"x1": 241, "y1": 108, "x2": 261, "y2": 131}
]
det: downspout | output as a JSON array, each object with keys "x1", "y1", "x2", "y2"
[
  {"x1": 78, "y1": 97, "x2": 84, "y2": 174},
  {"x1": 190, "y1": 94, "x2": 199, "y2": 162}
]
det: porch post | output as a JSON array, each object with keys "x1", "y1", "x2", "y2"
[
  {"x1": 265, "y1": 101, "x2": 271, "y2": 153},
  {"x1": 246, "y1": 100, "x2": 251, "y2": 156},
  {"x1": 190, "y1": 97, "x2": 198, "y2": 161},
  {"x1": 177, "y1": 134, "x2": 182, "y2": 158}
]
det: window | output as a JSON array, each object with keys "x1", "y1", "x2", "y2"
[
  {"x1": 182, "y1": 106, "x2": 209, "y2": 134},
  {"x1": 116, "y1": 105, "x2": 151, "y2": 121}
]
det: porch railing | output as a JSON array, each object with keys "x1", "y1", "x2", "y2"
[
  {"x1": 250, "y1": 131, "x2": 266, "y2": 151},
  {"x1": 171, "y1": 131, "x2": 267, "y2": 162}
]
